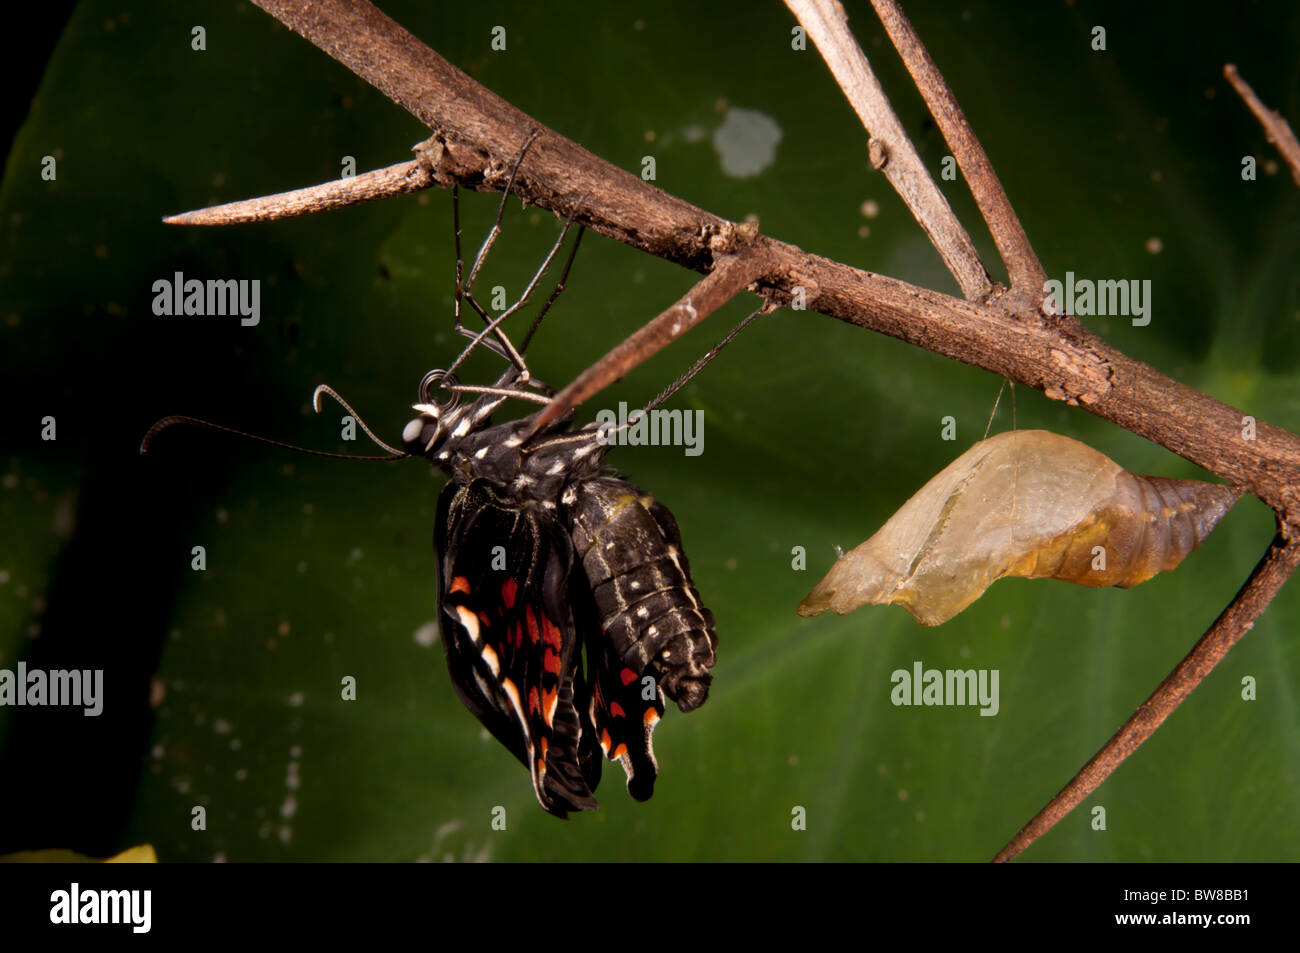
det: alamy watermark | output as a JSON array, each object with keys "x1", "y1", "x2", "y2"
[
  {"x1": 50, "y1": 883, "x2": 150, "y2": 933},
  {"x1": 151, "y1": 271, "x2": 260, "y2": 326},
  {"x1": 0, "y1": 664, "x2": 103, "y2": 716},
  {"x1": 891, "y1": 660, "x2": 999, "y2": 716},
  {"x1": 595, "y1": 402, "x2": 704, "y2": 457},
  {"x1": 1042, "y1": 271, "x2": 1151, "y2": 326}
]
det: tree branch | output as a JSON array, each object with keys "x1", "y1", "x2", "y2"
[
  {"x1": 528, "y1": 244, "x2": 775, "y2": 433},
  {"x1": 1224, "y1": 63, "x2": 1300, "y2": 187},
  {"x1": 869, "y1": 0, "x2": 1047, "y2": 299},
  {"x1": 783, "y1": 0, "x2": 993, "y2": 302},
  {"x1": 185, "y1": 2, "x2": 1300, "y2": 524},
  {"x1": 994, "y1": 533, "x2": 1300, "y2": 861},
  {"x1": 163, "y1": 158, "x2": 432, "y2": 225}
]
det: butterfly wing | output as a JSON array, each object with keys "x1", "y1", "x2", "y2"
[
  {"x1": 435, "y1": 478, "x2": 601, "y2": 817},
  {"x1": 581, "y1": 620, "x2": 667, "y2": 802}
]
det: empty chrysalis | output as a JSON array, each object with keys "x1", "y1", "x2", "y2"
[{"x1": 797, "y1": 430, "x2": 1242, "y2": 626}]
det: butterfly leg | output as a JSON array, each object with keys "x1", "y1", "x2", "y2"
[
  {"x1": 449, "y1": 131, "x2": 544, "y2": 379},
  {"x1": 452, "y1": 206, "x2": 583, "y2": 384},
  {"x1": 520, "y1": 224, "x2": 585, "y2": 354},
  {"x1": 640, "y1": 298, "x2": 778, "y2": 413}
]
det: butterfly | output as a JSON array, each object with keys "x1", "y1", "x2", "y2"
[
  {"x1": 401, "y1": 368, "x2": 717, "y2": 816},
  {"x1": 144, "y1": 134, "x2": 739, "y2": 817}
]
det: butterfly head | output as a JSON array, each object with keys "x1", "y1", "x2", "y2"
[
  {"x1": 402, "y1": 367, "x2": 542, "y2": 460},
  {"x1": 403, "y1": 368, "x2": 471, "y2": 458}
]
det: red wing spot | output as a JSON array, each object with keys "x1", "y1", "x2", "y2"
[
  {"x1": 528, "y1": 687, "x2": 540, "y2": 716},
  {"x1": 525, "y1": 606, "x2": 540, "y2": 643},
  {"x1": 478, "y1": 612, "x2": 492, "y2": 629},
  {"x1": 542, "y1": 688, "x2": 558, "y2": 726},
  {"x1": 540, "y1": 737, "x2": 549, "y2": 759},
  {"x1": 500, "y1": 577, "x2": 518, "y2": 610},
  {"x1": 512, "y1": 623, "x2": 523, "y2": 649},
  {"x1": 620, "y1": 668, "x2": 638, "y2": 687},
  {"x1": 450, "y1": 576, "x2": 471, "y2": 595},
  {"x1": 543, "y1": 648, "x2": 561, "y2": 675},
  {"x1": 609, "y1": 702, "x2": 626, "y2": 718},
  {"x1": 612, "y1": 743, "x2": 628, "y2": 760},
  {"x1": 541, "y1": 616, "x2": 563, "y2": 650},
  {"x1": 600, "y1": 729, "x2": 612, "y2": 751},
  {"x1": 644, "y1": 708, "x2": 660, "y2": 726}
]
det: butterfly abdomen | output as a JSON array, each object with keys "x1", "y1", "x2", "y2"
[{"x1": 566, "y1": 476, "x2": 718, "y2": 713}]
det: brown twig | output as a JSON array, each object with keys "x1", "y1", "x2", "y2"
[
  {"x1": 175, "y1": 6, "x2": 1300, "y2": 515},
  {"x1": 528, "y1": 246, "x2": 775, "y2": 434},
  {"x1": 1224, "y1": 63, "x2": 1300, "y2": 187},
  {"x1": 994, "y1": 533, "x2": 1300, "y2": 861},
  {"x1": 869, "y1": 0, "x2": 1046, "y2": 299},
  {"x1": 163, "y1": 158, "x2": 432, "y2": 225},
  {"x1": 783, "y1": 0, "x2": 992, "y2": 302},
  {"x1": 245, "y1": 0, "x2": 719, "y2": 271}
]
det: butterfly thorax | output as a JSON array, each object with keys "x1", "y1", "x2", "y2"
[{"x1": 434, "y1": 417, "x2": 610, "y2": 504}]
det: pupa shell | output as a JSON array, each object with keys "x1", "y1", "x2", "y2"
[{"x1": 797, "y1": 430, "x2": 1242, "y2": 626}]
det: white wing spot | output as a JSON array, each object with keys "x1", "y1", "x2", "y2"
[
  {"x1": 480, "y1": 643, "x2": 501, "y2": 677},
  {"x1": 455, "y1": 606, "x2": 481, "y2": 645}
]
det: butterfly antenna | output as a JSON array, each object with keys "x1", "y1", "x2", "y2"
[
  {"x1": 140, "y1": 386, "x2": 409, "y2": 460},
  {"x1": 312, "y1": 385, "x2": 408, "y2": 456},
  {"x1": 140, "y1": 416, "x2": 407, "y2": 461}
]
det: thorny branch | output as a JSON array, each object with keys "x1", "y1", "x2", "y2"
[{"x1": 170, "y1": 0, "x2": 1300, "y2": 859}]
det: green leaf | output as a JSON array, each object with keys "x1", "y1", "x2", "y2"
[{"x1": 2, "y1": 0, "x2": 1297, "y2": 862}]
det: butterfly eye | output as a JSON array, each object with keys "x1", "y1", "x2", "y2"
[{"x1": 402, "y1": 417, "x2": 432, "y2": 453}]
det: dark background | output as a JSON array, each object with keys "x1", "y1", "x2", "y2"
[{"x1": 1, "y1": 0, "x2": 1297, "y2": 861}]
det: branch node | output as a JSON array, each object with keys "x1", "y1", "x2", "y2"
[{"x1": 867, "y1": 137, "x2": 889, "y2": 170}]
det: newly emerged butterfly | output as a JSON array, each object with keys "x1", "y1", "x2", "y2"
[
  {"x1": 798, "y1": 430, "x2": 1241, "y2": 626},
  {"x1": 404, "y1": 375, "x2": 717, "y2": 816},
  {"x1": 143, "y1": 136, "x2": 730, "y2": 818},
  {"x1": 398, "y1": 148, "x2": 722, "y2": 816}
]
